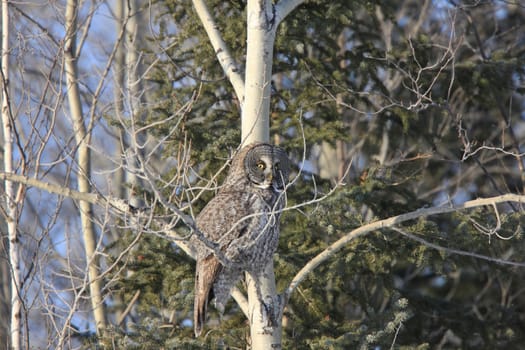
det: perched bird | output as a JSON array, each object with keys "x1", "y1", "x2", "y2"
[{"x1": 191, "y1": 142, "x2": 290, "y2": 337}]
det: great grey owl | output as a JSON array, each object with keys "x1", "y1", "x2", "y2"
[{"x1": 191, "y1": 142, "x2": 290, "y2": 337}]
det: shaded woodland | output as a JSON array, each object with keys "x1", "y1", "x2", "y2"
[{"x1": 0, "y1": 0, "x2": 524, "y2": 349}]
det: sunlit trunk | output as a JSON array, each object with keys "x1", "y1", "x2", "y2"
[
  {"x1": 1, "y1": 2, "x2": 22, "y2": 349},
  {"x1": 63, "y1": 0, "x2": 107, "y2": 341}
]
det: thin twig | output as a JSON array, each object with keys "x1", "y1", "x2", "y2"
[{"x1": 392, "y1": 227, "x2": 525, "y2": 267}]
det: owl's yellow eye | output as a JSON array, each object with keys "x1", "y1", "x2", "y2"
[{"x1": 256, "y1": 161, "x2": 266, "y2": 170}]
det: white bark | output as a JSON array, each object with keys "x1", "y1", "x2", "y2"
[
  {"x1": 192, "y1": 0, "x2": 245, "y2": 102},
  {"x1": 241, "y1": 0, "x2": 276, "y2": 145},
  {"x1": 123, "y1": 0, "x2": 148, "y2": 208},
  {"x1": 242, "y1": 0, "x2": 306, "y2": 145},
  {"x1": 246, "y1": 265, "x2": 282, "y2": 349},
  {"x1": 2, "y1": 2, "x2": 22, "y2": 349},
  {"x1": 243, "y1": 0, "x2": 279, "y2": 346},
  {"x1": 64, "y1": 0, "x2": 107, "y2": 339}
]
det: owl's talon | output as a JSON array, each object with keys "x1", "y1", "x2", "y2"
[{"x1": 214, "y1": 299, "x2": 225, "y2": 316}]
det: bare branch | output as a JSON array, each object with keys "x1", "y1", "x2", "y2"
[
  {"x1": 0, "y1": 172, "x2": 191, "y2": 239},
  {"x1": 392, "y1": 227, "x2": 525, "y2": 267},
  {"x1": 231, "y1": 287, "x2": 249, "y2": 318},
  {"x1": 275, "y1": 0, "x2": 306, "y2": 25},
  {"x1": 117, "y1": 290, "x2": 141, "y2": 327},
  {"x1": 462, "y1": 145, "x2": 525, "y2": 161},
  {"x1": 192, "y1": 0, "x2": 245, "y2": 102}
]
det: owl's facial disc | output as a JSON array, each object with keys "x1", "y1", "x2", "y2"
[
  {"x1": 245, "y1": 145, "x2": 289, "y2": 192},
  {"x1": 252, "y1": 156, "x2": 273, "y2": 189}
]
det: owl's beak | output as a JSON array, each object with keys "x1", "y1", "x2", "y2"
[{"x1": 272, "y1": 172, "x2": 287, "y2": 192}]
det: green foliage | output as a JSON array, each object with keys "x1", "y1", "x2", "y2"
[{"x1": 106, "y1": 0, "x2": 525, "y2": 348}]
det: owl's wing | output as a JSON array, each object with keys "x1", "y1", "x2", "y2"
[
  {"x1": 193, "y1": 191, "x2": 253, "y2": 337},
  {"x1": 196, "y1": 191, "x2": 254, "y2": 245}
]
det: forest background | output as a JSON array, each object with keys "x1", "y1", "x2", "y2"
[{"x1": 0, "y1": 0, "x2": 524, "y2": 349}]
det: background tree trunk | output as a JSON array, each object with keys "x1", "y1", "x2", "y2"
[
  {"x1": 1, "y1": 2, "x2": 23, "y2": 349},
  {"x1": 0, "y1": 1, "x2": 11, "y2": 340},
  {"x1": 123, "y1": 0, "x2": 147, "y2": 208},
  {"x1": 63, "y1": 0, "x2": 107, "y2": 340}
]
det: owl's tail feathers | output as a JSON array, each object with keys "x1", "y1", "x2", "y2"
[
  {"x1": 194, "y1": 295, "x2": 206, "y2": 337},
  {"x1": 194, "y1": 256, "x2": 222, "y2": 337}
]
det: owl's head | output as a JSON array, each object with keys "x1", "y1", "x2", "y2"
[{"x1": 243, "y1": 143, "x2": 290, "y2": 192}]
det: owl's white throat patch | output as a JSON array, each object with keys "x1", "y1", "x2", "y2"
[{"x1": 254, "y1": 182, "x2": 272, "y2": 190}]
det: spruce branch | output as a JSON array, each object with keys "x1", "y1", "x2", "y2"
[
  {"x1": 284, "y1": 194, "x2": 525, "y2": 303},
  {"x1": 391, "y1": 227, "x2": 525, "y2": 267}
]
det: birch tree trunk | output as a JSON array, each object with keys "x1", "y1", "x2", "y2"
[
  {"x1": 241, "y1": 0, "x2": 276, "y2": 145},
  {"x1": 242, "y1": 1, "x2": 303, "y2": 348},
  {"x1": 194, "y1": 0, "x2": 305, "y2": 347},
  {"x1": 113, "y1": 0, "x2": 126, "y2": 200},
  {"x1": 123, "y1": 0, "x2": 146, "y2": 208},
  {"x1": 1, "y1": 3, "x2": 22, "y2": 349},
  {"x1": 64, "y1": 0, "x2": 107, "y2": 339},
  {"x1": 242, "y1": 1, "x2": 280, "y2": 347},
  {"x1": 0, "y1": 250, "x2": 9, "y2": 345}
]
